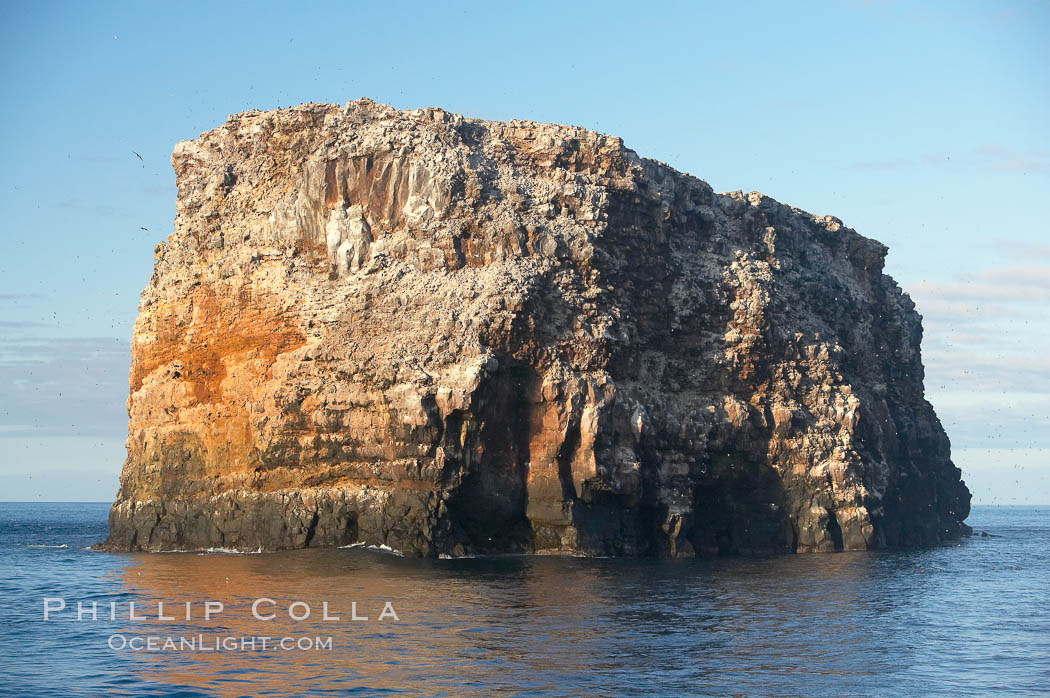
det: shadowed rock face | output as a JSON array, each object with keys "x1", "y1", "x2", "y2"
[{"x1": 101, "y1": 99, "x2": 970, "y2": 556}]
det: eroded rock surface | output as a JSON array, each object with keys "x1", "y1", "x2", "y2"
[{"x1": 102, "y1": 99, "x2": 970, "y2": 556}]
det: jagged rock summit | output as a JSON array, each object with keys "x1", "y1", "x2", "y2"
[{"x1": 102, "y1": 99, "x2": 970, "y2": 556}]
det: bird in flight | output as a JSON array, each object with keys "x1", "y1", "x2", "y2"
[{"x1": 133, "y1": 151, "x2": 143, "y2": 161}]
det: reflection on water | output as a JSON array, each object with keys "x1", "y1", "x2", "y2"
[{"x1": 2, "y1": 504, "x2": 1049, "y2": 696}]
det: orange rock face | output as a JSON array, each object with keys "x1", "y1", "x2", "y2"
[{"x1": 102, "y1": 100, "x2": 970, "y2": 555}]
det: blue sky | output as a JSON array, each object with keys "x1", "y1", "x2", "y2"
[{"x1": 0, "y1": 0, "x2": 1047, "y2": 503}]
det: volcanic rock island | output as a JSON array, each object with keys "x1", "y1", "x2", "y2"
[{"x1": 101, "y1": 99, "x2": 971, "y2": 556}]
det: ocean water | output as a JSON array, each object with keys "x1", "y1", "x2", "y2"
[{"x1": 0, "y1": 503, "x2": 1047, "y2": 696}]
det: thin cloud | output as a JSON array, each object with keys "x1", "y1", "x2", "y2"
[
  {"x1": 0, "y1": 336, "x2": 127, "y2": 360},
  {"x1": 851, "y1": 145, "x2": 1049, "y2": 174},
  {"x1": 926, "y1": 352, "x2": 1050, "y2": 394},
  {"x1": 925, "y1": 348, "x2": 1050, "y2": 449},
  {"x1": 974, "y1": 265, "x2": 1050, "y2": 288},
  {"x1": 53, "y1": 197, "x2": 125, "y2": 218},
  {"x1": 915, "y1": 299, "x2": 1017, "y2": 321},
  {"x1": 975, "y1": 144, "x2": 1050, "y2": 174},
  {"x1": 931, "y1": 399, "x2": 1050, "y2": 449},
  {"x1": 0, "y1": 334, "x2": 129, "y2": 438},
  {"x1": 1001, "y1": 242, "x2": 1050, "y2": 259},
  {"x1": 912, "y1": 253, "x2": 1050, "y2": 452},
  {"x1": 0, "y1": 320, "x2": 47, "y2": 329},
  {"x1": 912, "y1": 278, "x2": 1050, "y2": 303},
  {"x1": 852, "y1": 158, "x2": 913, "y2": 170}
]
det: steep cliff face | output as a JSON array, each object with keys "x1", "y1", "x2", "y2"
[{"x1": 103, "y1": 99, "x2": 970, "y2": 556}]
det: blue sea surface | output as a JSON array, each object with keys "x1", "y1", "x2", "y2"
[{"x1": 0, "y1": 502, "x2": 1047, "y2": 696}]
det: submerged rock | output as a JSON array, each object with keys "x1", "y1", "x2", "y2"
[{"x1": 101, "y1": 99, "x2": 970, "y2": 556}]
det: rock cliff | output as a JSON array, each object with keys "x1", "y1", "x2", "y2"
[{"x1": 102, "y1": 99, "x2": 970, "y2": 556}]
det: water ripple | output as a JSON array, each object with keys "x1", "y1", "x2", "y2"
[{"x1": 0, "y1": 503, "x2": 1048, "y2": 695}]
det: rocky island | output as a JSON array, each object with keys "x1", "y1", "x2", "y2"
[{"x1": 101, "y1": 99, "x2": 970, "y2": 557}]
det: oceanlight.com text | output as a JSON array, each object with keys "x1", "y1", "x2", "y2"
[{"x1": 107, "y1": 634, "x2": 334, "y2": 652}]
